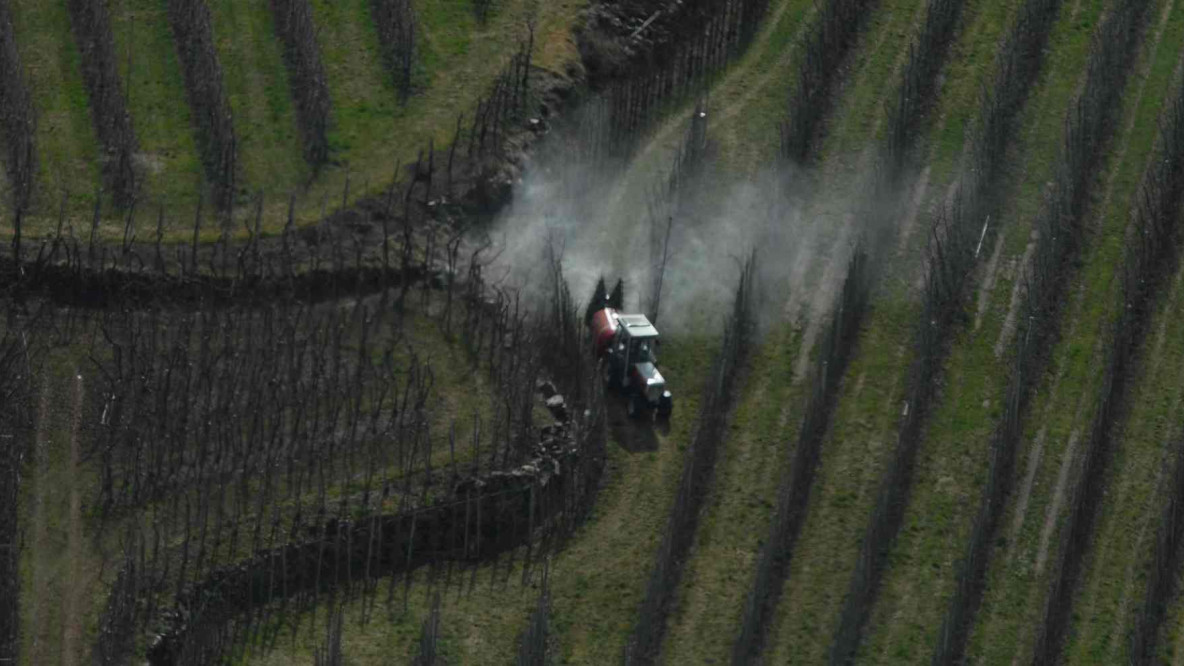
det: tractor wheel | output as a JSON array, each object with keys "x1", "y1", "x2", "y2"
[
  {"x1": 657, "y1": 394, "x2": 673, "y2": 420},
  {"x1": 602, "y1": 363, "x2": 615, "y2": 390},
  {"x1": 627, "y1": 393, "x2": 645, "y2": 419}
]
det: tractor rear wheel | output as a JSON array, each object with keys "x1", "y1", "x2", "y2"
[
  {"x1": 602, "y1": 362, "x2": 615, "y2": 389},
  {"x1": 627, "y1": 393, "x2": 645, "y2": 419}
]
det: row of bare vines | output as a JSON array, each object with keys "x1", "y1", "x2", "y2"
[
  {"x1": 65, "y1": 226, "x2": 606, "y2": 663},
  {"x1": 67, "y1": 0, "x2": 137, "y2": 207},
  {"x1": 0, "y1": 306, "x2": 38, "y2": 666},
  {"x1": 821, "y1": 0, "x2": 1093, "y2": 656},
  {"x1": 167, "y1": 0, "x2": 238, "y2": 210},
  {"x1": 1028, "y1": 2, "x2": 1171, "y2": 661},
  {"x1": 595, "y1": 0, "x2": 768, "y2": 162},
  {"x1": 371, "y1": 0, "x2": 417, "y2": 100},
  {"x1": 0, "y1": 0, "x2": 36, "y2": 225},
  {"x1": 935, "y1": 0, "x2": 1153, "y2": 659},
  {"x1": 780, "y1": 0, "x2": 876, "y2": 162},
  {"x1": 271, "y1": 0, "x2": 332, "y2": 168},
  {"x1": 733, "y1": 0, "x2": 970, "y2": 651},
  {"x1": 624, "y1": 254, "x2": 756, "y2": 665}
]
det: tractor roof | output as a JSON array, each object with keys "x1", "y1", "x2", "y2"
[{"x1": 617, "y1": 314, "x2": 659, "y2": 339}]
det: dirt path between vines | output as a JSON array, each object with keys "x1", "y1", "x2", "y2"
[
  {"x1": 25, "y1": 373, "x2": 51, "y2": 665},
  {"x1": 59, "y1": 372, "x2": 85, "y2": 665}
]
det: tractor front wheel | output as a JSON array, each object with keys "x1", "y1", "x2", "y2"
[{"x1": 657, "y1": 393, "x2": 673, "y2": 419}]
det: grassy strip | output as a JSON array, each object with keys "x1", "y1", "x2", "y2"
[
  {"x1": 108, "y1": 0, "x2": 205, "y2": 208},
  {"x1": 881, "y1": 0, "x2": 966, "y2": 174},
  {"x1": 815, "y1": 0, "x2": 928, "y2": 164},
  {"x1": 766, "y1": 294, "x2": 916, "y2": 665},
  {"x1": 962, "y1": 9, "x2": 1167, "y2": 666},
  {"x1": 309, "y1": 0, "x2": 399, "y2": 173},
  {"x1": 1023, "y1": 0, "x2": 1160, "y2": 657},
  {"x1": 825, "y1": 174, "x2": 976, "y2": 666},
  {"x1": 923, "y1": 0, "x2": 1164, "y2": 661},
  {"x1": 915, "y1": 0, "x2": 1023, "y2": 187},
  {"x1": 207, "y1": 0, "x2": 307, "y2": 210},
  {"x1": 733, "y1": 250, "x2": 868, "y2": 664},
  {"x1": 1069, "y1": 26, "x2": 1184, "y2": 666},
  {"x1": 657, "y1": 324, "x2": 803, "y2": 666},
  {"x1": 624, "y1": 258, "x2": 757, "y2": 664},
  {"x1": 67, "y1": 0, "x2": 137, "y2": 207},
  {"x1": 711, "y1": 0, "x2": 816, "y2": 172}
]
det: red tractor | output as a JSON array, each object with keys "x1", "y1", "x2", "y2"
[{"x1": 586, "y1": 279, "x2": 673, "y2": 419}]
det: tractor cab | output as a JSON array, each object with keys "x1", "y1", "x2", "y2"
[
  {"x1": 603, "y1": 314, "x2": 672, "y2": 418},
  {"x1": 615, "y1": 315, "x2": 659, "y2": 363}
]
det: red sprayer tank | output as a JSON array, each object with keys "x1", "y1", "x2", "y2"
[{"x1": 590, "y1": 308, "x2": 619, "y2": 355}]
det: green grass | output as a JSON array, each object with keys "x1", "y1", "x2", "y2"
[
  {"x1": 710, "y1": 0, "x2": 819, "y2": 173},
  {"x1": 310, "y1": 0, "x2": 400, "y2": 163},
  {"x1": 208, "y1": 0, "x2": 308, "y2": 206},
  {"x1": 918, "y1": 0, "x2": 1024, "y2": 183},
  {"x1": 1051, "y1": 7, "x2": 1184, "y2": 662},
  {"x1": 963, "y1": 0, "x2": 1174, "y2": 661},
  {"x1": 760, "y1": 0, "x2": 1115, "y2": 658},
  {"x1": 847, "y1": 0, "x2": 1130, "y2": 657},
  {"x1": 654, "y1": 0, "x2": 948, "y2": 655},
  {"x1": 6, "y1": 0, "x2": 102, "y2": 215},
  {"x1": 660, "y1": 323, "x2": 803, "y2": 664},
  {"x1": 822, "y1": 0, "x2": 928, "y2": 161},
  {"x1": 110, "y1": 0, "x2": 206, "y2": 207},
  {"x1": 235, "y1": 0, "x2": 584, "y2": 236},
  {"x1": 764, "y1": 296, "x2": 917, "y2": 664},
  {"x1": 4, "y1": 0, "x2": 585, "y2": 238}
]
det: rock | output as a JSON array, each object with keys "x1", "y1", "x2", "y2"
[{"x1": 545, "y1": 394, "x2": 568, "y2": 421}]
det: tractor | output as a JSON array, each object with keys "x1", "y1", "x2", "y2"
[{"x1": 585, "y1": 278, "x2": 673, "y2": 419}]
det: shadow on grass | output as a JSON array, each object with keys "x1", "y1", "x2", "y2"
[{"x1": 606, "y1": 398, "x2": 663, "y2": 453}]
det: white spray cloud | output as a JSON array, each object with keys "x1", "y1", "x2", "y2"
[{"x1": 479, "y1": 105, "x2": 878, "y2": 342}]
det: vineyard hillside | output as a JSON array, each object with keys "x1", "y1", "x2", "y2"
[{"x1": 2, "y1": 0, "x2": 1184, "y2": 665}]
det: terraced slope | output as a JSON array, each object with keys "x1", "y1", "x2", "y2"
[{"x1": 3, "y1": 0, "x2": 582, "y2": 231}]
